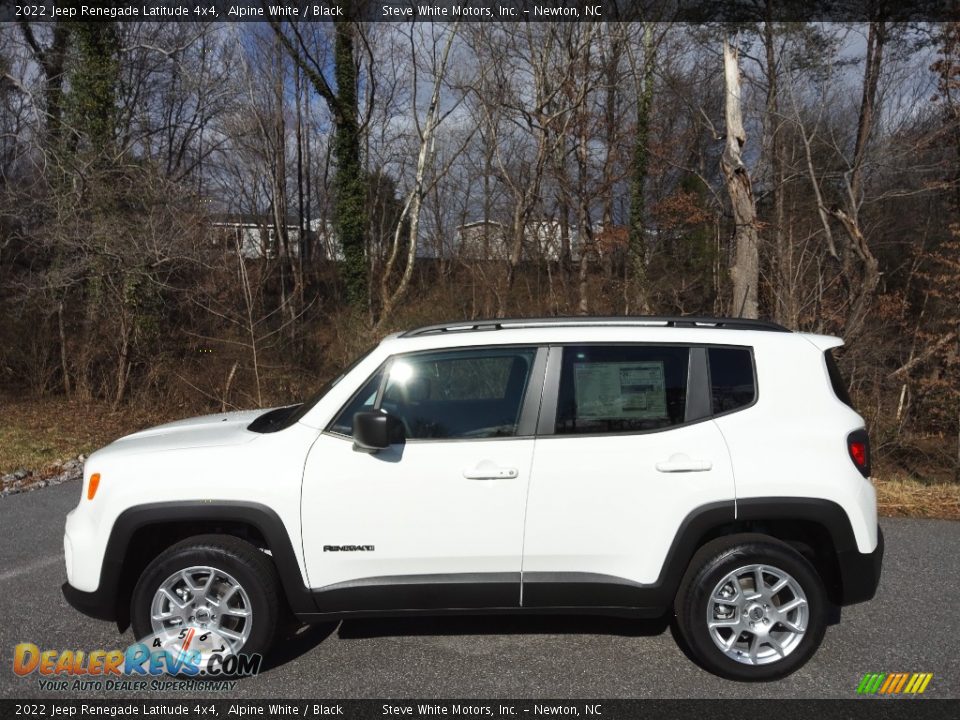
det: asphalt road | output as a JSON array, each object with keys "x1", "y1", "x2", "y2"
[{"x1": 1, "y1": 479, "x2": 957, "y2": 700}]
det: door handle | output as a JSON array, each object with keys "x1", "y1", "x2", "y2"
[
  {"x1": 655, "y1": 454, "x2": 713, "y2": 473},
  {"x1": 463, "y1": 461, "x2": 519, "y2": 480}
]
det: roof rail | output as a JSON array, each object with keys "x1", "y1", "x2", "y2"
[{"x1": 401, "y1": 316, "x2": 791, "y2": 337}]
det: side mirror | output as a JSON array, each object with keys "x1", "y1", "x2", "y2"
[{"x1": 353, "y1": 411, "x2": 403, "y2": 452}]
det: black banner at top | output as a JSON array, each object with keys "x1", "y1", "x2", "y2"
[
  {"x1": 4, "y1": 0, "x2": 960, "y2": 23},
  {"x1": 0, "y1": 699, "x2": 956, "y2": 719}
]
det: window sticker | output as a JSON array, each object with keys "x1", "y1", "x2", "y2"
[{"x1": 573, "y1": 361, "x2": 667, "y2": 420}]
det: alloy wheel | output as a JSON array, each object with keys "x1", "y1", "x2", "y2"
[
  {"x1": 149, "y1": 565, "x2": 253, "y2": 654},
  {"x1": 706, "y1": 563, "x2": 809, "y2": 665}
]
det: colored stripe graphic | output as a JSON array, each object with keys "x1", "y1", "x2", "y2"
[
  {"x1": 879, "y1": 674, "x2": 896, "y2": 693},
  {"x1": 905, "y1": 674, "x2": 920, "y2": 693},
  {"x1": 857, "y1": 672, "x2": 932, "y2": 695},
  {"x1": 893, "y1": 673, "x2": 909, "y2": 693}
]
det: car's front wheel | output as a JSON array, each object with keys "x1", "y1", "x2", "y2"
[
  {"x1": 674, "y1": 535, "x2": 827, "y2": 681},
  {"x1": 131, "y1": 534, "x2": 280, "y2": 660}
]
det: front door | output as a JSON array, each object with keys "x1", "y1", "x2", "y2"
[{"x1": 302, "y1": 345, "x2": 545, "y2": 613}]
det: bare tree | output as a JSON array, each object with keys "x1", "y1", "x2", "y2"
[
  {"x1": 626, "y1": 22, "x2": 657, "y2": 314},
  {"x1": 270, "y1": 18, "x2": 369, "y2": 307},
  {"x1": 721, "y1": 35, "x2": 760, "y2": 319},
  {"x1": 377, "y1": 23, "x2": 463, "y2": 329}
]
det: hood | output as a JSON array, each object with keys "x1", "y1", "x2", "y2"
[{"x1": 104, "y1": 408, "x2": 272, "y2": 455}]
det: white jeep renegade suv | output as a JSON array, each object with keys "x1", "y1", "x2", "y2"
[{"x1": 63, "y1": 316, "x2": 882, "y2": 680}]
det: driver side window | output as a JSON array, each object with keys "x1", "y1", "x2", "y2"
[
  {"x1": 379, "y1": 348, "x2": 537, "y2": 440},
  {"x1": 328, "y1": 369, "x2": 384, "y2": 436}
]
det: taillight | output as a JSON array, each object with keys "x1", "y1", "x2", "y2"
[
  {"x1": 847, "y1": 430, "x2": 871, "y2": 478},
  {"x1": 850, "y1": 441, "x2": 867, "y2": 466}
]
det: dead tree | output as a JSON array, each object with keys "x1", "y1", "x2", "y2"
[{"x1": 720, "y1": 36, "x2": 760, "y2": 319}]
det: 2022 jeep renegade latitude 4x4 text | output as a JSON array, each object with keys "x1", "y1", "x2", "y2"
[{"x1": 62, "y1": 316, "x2": 883, "y2": 680}]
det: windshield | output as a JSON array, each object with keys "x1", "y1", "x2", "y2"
[{"x1": 247, "y1": 345, "x2": 377, "y2": 433}]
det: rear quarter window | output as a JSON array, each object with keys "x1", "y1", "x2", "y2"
[
  {"x1": 708, "y1": 347, "x2": 756, "y2": 414},
  {"x1": 824, "y1": 349, "x2": 854, "y2": 408}
]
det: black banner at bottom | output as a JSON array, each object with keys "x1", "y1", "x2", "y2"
[{"x1": 1, "y1": 699, "x2": 956, "y2": 720}]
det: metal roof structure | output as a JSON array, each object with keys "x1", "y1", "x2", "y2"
[{"x1": 401, "y1": 316, "x2": 791, "y2": 337}]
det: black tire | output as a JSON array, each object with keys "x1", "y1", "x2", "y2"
[
  {"x1": 674, "y1": 534, "x2": 827, "y2": 681},
  {"x1": 131, "y1": 534, "x2": 280, "y2": 659}
]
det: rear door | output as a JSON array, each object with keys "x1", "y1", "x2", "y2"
[
  {"x1": 521, "y1": 343, "x2": 737, "y2": 609},
  {"x1": 302, "y1": 345, "x2": 546, "y2": 612}
]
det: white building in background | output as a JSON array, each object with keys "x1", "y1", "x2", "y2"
[
  {"x1": 453, "y1": 220, "x2": 610, "y2": 262},
  {"x1": 209, "y1": 214, "x2": 306, "y2": 260},
  {"x1": 209, "y1": 213, "x2": 626, "y2": 264},
  {"x1": 309, "y1": 219, "x2": 344, "y2": 261},
  {"x1": 209, "y1": 214, "x2": 347, "y2": 261},
  {"x1": 453, "y1": 221, "x2": 510, "y2": 260}
]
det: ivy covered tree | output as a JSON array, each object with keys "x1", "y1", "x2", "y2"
[
  {"x1": 271, "y1": 13, "x2": 368, "y2": 308},
  {"x1": 63, "y1": 21, "x2": 119, "y2": 156}
]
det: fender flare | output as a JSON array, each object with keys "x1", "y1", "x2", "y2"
[
  {"x1": 63, "y1": 501, "x2": 316, "y2": 624},
  {"x1": 655, "y1": 496, "x2": 871, "y2": 606}
]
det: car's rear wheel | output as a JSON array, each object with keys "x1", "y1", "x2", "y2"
[
  {"x1": 131, "y1": 535, "x2": 280, "y2": 660},
  {"x1": 674, "y1": 535, "x2": 827, "y2": 681}
]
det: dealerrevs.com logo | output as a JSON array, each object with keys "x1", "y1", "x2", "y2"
[
  {"x1": 857, "y1": 672, "x2": 934, "y2": 696},
  {"x1": 12, "y1": 629, "x2": 261, "y2": 692}
]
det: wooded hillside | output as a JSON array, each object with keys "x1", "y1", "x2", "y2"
[{"x1": 1, "y1": 19, "x2": 957, "y2": 481}]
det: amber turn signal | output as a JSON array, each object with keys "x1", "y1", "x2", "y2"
[{"x1": 87, "y1": 473, "x2": 100, "y2": 501}]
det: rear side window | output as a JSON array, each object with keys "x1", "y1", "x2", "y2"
[
  {"x1": 708, "y1": 347, "x2": 756, "y2": 414},
  {"x1": 824, "y1": 349, "x2": 854, "y2": 408},
  {"x1": 555, "y1": 345, "x2": 689, "y2": 435}
]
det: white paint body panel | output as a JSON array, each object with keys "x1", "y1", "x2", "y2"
[
  {"x1": 64, "y1": 411, "x2": 315, "y2": 592},
  {"x1": 64, "y1": 323, "x2": 879, "y2": 599},
  {"x1": 301, "y1": 434, "x2": 534, "y2": 589},
  {"x1": 720, "y1": 336, "x2": 878, "y2": 552},
  {"x1": 522, "y1": 420, "x2": 735, "y2": 584}
]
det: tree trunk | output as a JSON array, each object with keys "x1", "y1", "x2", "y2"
[
  {"x1": 331, "y1": 22, "x2": 367, "y2": 307},
  {"x1": 377, "y1": 25, "x2": 459, "y2": 329},
  {"x1": 576, "y1": 85, "x2": 592, "y2": 315},
  {"x1": 762, "y1": 16, "x2": 793, "y2": 327},
  {"x1": 57, "y1": 300, "x2": 71, "y2": 397},
  {"x1": 112, "y1": 313, "x2": 130, "y2": 409},
  {"x1": 830, "y1": 21, "x2": 886, "y2": 339},
  {"x1": 628, "y1": 22, "x2": 655, "y2": 315},
  {"x1": 271, "y1": 17, "x2": 368, "y2": 307},
  {"x1": 18, "y1": 21, "x2": 70, "y2": 143},
  {"x1": 270, "y1": 40, "x2": 296, "y2": 330},
  {"x1": 720, "y1": 37, "x2": 760, "y2": 319}
]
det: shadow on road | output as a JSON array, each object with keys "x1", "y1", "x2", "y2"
[
  {"x1": 337, "y1": 613, "x2": 671, "y2": 639},
  {"x1": 261, "y1": 604, "x2": 847, "y2": 675},
  {"x1": 261, "y1": 621, "x2": 338, "y2": 672},
  {"x1": 260, "y1": 609, "x2": 751, "y2": 676},
  {"x1": 259, "y1": 613, "x2": 676, "y2": 673}
]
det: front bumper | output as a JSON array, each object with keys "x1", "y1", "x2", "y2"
[{"x1": 836, "y1": 525, "x2": 884, "y2": 605}]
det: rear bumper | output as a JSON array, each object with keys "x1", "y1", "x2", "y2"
[
  {"x1": 62, "y1": 582, "x2": 117, "y2": 622},
  {"x1": 836, "y1": 525, "x2": 884, "y2": 605}
]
